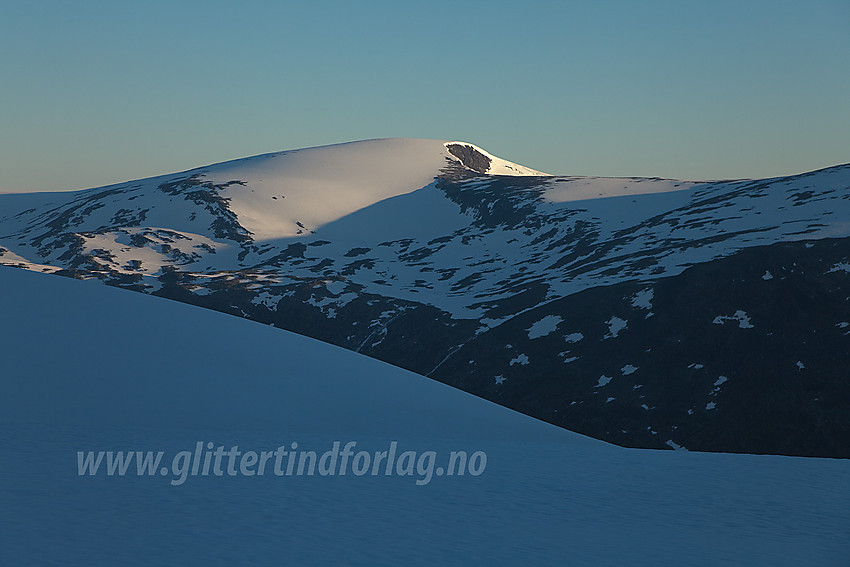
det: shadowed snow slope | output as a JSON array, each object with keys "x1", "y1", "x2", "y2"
[
  {"x1": 1, "y1": 266, "x2": 849, "y2": 566},
  {"x1": 0, "y1": 264, "x2": 577, "y2": 441}
]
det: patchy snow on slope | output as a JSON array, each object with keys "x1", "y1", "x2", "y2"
[
  {"x1": 527, "y1": 315, "x2": 563, "y2": 339},
  {"x1": 0, "y1": 247, "x2": 63, "y2": 274},
  {"x1": 713, "y1": 310, "x2": 754, "y2": 329},
  {"x1": 509, "y1": 354, "x2": 530, "y2": 366},
  {"x1": 828, "y1": 262, "x2": 850, "y2": 274},
  {"x1": 250, "y1": 291, "x2": 282, "y2": 310},
  {"x1": 631, "y1": 288, "x2": 654, "y2": 310},
  {"x1": 3, "y1": 144, "x2": 850, "y2": 328},
  {"x1": 621, "y1": 365, "x2": 638, "y2": 375},
  {"x1": 596, "y1": 375, "x2": 613, "y2": 387},
  {"x1": 604, "y1": 316, "x2": 628, "y2": 339}
]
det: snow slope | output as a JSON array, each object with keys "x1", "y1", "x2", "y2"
[
  {"x1": 0, "y1": 139, "x2": 541, "y2": 243},
  {"x1": 1, "y1": 266, "x2": 848, "y2": 566},
  {"x1": 0, "y1": 137, "x2": 549, "y2": 276},
  {"x1": 201, "y1": 138, "x2": 486, "y2": 240}
]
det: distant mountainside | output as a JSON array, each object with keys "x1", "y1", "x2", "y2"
[{"x1": 2, "y1": 138, "x2": 848, "y2": 457}]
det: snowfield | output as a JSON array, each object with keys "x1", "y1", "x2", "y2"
[{"x1": 1, "y1": 266, "x2": 848, "y2": 566}]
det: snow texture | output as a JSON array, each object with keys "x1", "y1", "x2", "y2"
[{"x1": 527, "y1": 315, "x2": 563, "y2": 339}]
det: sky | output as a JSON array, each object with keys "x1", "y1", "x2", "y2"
[{"x1": 1, "y1": 0, "x2": 848, "y2": 192}]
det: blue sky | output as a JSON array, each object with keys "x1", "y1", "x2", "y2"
[{"x1": 2, "y1": 0, "x2": 848, "y2": 191}]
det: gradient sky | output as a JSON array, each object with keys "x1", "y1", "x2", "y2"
[{"x1": 2, "y1": 0, "x2": 849, "y2": 192}]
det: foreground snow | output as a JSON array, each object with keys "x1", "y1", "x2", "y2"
[{"x1": 1, "y1": 266, "x2": 848, "y2": 566}]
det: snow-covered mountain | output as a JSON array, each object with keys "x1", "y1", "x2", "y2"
[
  {"x1": 1, "y1": 138, "x2": 849, "y2": 457},
  {"x1": 2, "y1": 265, "x2": 848, "y2": 566}
]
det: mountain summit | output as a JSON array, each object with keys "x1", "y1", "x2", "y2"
[
  {"x1": 1, "y1": 140, "x2": 849, "y2": 457},
  {"x1": 176, "y1": 138, "x2": 547, "y2": 240}
]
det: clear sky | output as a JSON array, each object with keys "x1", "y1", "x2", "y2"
[{"x1": 2, "y1": 0, "x2": 848, "y2": 192}]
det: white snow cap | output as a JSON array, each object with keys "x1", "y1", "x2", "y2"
[{"x1": 197, "y1": 138, "x2": 547, "y2": 240}]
